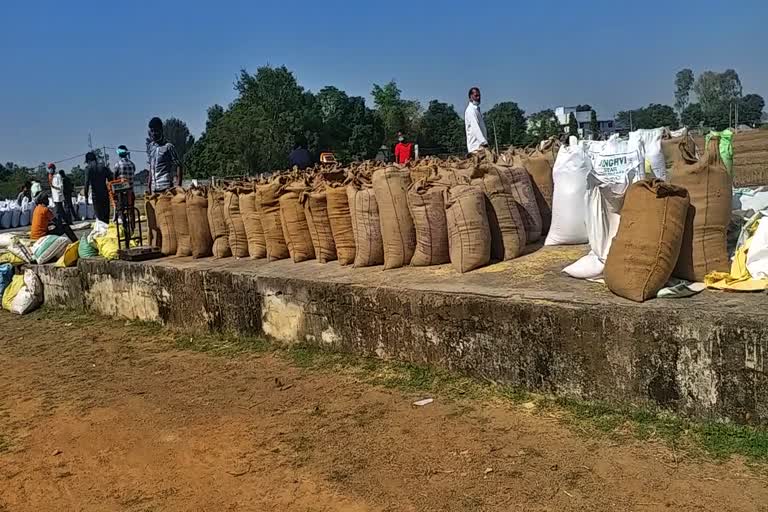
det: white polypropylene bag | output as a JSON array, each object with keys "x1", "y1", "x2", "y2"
[
  {"x1": 733, "y1": 187, "x2": 768, "y2": 213},
  {"x1": 564, "y1": 137, "x2": 644, "y2": 279},
  {"x1": 544, "y1": 138, "x2": 591, "y2": 246},
  {"x1": 10, "y1": 206, "x2": 21, "y2": 228},
  {"x1": 629, "y1": 128, "x2": 665, "y2": 179},
  {"x1": 0, "y1": 210, "x2": 11, "y2": 229},
  {"x1": 19, "y1": 197, "x2": 32, "y2": 226},
  {"x1": 8, "y1": 270, "x2": 43, "y2": 315},
  {"x1": 747, "y1": 219, "x2": 768, "y2": 279}
]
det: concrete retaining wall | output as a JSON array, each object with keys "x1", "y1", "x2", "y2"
[{"x1": 32, "y1": 255, "x2": 768, "y2": 424}]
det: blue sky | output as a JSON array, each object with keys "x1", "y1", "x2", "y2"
[{"x1": 2, "y1": 0, "x2": 766, "y2": 167}]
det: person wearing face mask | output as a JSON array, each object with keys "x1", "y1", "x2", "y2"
[
  {"x1": 84, "y1": 152, "x2": 113, "y2": 223},
  {"x1": 146, "y1": 117, "x2": 182, "y2": 193},
  {"x1": 464, "y1": 86, "x2": 488, "y2": 154},
  {"x1": 394, "y1": 131, "x2": 413, "y2": 165}
]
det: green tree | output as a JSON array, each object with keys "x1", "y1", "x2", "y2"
[
  {"x1": 418, "y1": 100, "x2": 465, "y2": 154},
  {"x1": 739, "y1": 94, "x2": 765, "y2": 126},
  {"x1": 681, "y1": 103, "x2": 703, "y2": 128},
  {"x1": 371, "y1": 81, "x2": 421, "y2": 146},
  {"x1": 163, "y1": 117, "x2": 196, "y2": 162},
  {"x1": 589, "y1": 110, "x2": 599, "y2": 138},
  {"x1": 568, "y1": 112, "x2": 579, "y2": 138},
  {"x1": 674, "y1": 69, "x2": 695, "y2": 114},
  {"x1": 694, "y1": 69, "x2": 742, "y2": 129},
  {"x1": 485, "y1": 102, "x2": 528, "y2": 148},
  {"x1": 575, "y1": 104, "x2": 592, "y2": 112},
  {"x1": 616, "y1": 104, "x2": 678, "y2": 130},
  {"x1": 316, "y1": 86, "x2": 382, "y2": 163},
  {"x1": 527, "y1": 109, "x2": 561, "y2": 143}
]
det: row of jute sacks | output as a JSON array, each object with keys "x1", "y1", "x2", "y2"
[
  {"x1": 528, "y1": 130, "x2": 730, "y2": 303},
  {"x1": 143, "y1": 155, "x2": 557, "y2": 274}
]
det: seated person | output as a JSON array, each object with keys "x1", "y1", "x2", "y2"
[{"x1": 30, "y1": 193, "x2": 77, "y2": 242}]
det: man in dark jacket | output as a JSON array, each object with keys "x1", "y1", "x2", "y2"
[{"x1": 84, "y1": 152, "x2": 113, "y2": 223}]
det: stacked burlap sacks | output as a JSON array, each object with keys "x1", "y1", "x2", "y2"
[
  {"x1": 223, "y1": 187, "x2": 249, "y2": 258},
  {"x1": 661, "y1": 129, "x2": 697, "y2": 180},
  {"x1": 155, "y1": 191, "x2": 177, "y2": 256},
  {"x1": 207, "y1": 188, "x2": 231, "y2": 258},
  {"x1": 256, "y1": 177, "x2": 290, "y2": 261},
  {"x1": 144, "y1": 193, "x2": 162, "y2": 249},
  {"x1": 238, "y1": 185, "x2": 267, "y2": 259},
  {"x1": 279, "y1": 180, "x2": 316, "y2": 263},
  {"x1": 471, "y1": 163, "x2": 527, "y2": 261},
  {"x1": 407, "y1": 174, "x2": 450, "y2": 266},
  {"x1": 347, "y1": 172, "x2": 384, "y2": 267},
  {"x1": 604, "y1": 180, "x2": 690, "y2": 302},
  {"x1": 170, "y1": 188, "x2": 191, "y2": 257},
  {"x1": 186, "y1": 187, "x2": 213, "y2": 258},
  {"x1": 670, "y1": 136, "x2": 732, "y2": 281},
  {"x1": 475, "y1": 163, "x2": 542, "y2": 242},
  {"x1": 301, "y1": 185, "x2": 337, "y2": 263},
  {"x1": 445, "y1": 184, "x2": 491, "y2": 273},
  {"x1": 325, "y1": 182, "x2": 356, "y2": 265},
  {"x1": 372, "y1": 167, "x2": 416, "y2": 269},
  {"x1": 519, "y1": 143, "x2": 556, "y2": 235}
]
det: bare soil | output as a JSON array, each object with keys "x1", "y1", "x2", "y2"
[{"x1": 1, "y1": 311, "x2": 767, "y2": 512}]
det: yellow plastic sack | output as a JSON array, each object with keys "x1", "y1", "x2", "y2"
[
  {"x1": 54, "y1": 241, "x2": 80, "y2": 268},
  {"x1": 705, "y1": 232, "x2": 768, "y2": 291},
  {"x1": 2, "y1": 275, "x2": 24, "y2": 311},
  {"x1": 94, "y1": 224, "x2": 126, "y2": 260},
  {"x1": 0, "y1": 252, "x2": 24, "y2": 265}
]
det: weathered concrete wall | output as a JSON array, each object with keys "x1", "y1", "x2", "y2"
[{"x1": 35, "y1": 254, "x2": 768, "y2": 424}]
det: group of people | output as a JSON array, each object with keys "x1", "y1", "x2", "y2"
[{"x1": 26, "y1": 117, "x2": 183, "y2": 242}]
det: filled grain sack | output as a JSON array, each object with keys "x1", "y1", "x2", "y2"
[
  {"x1": 207, "y1": 188, "x2": 231, "y2": 259},
  {"x1": 407, "y1": 177, "x2": 450, "y2": 266},
  {"x1": 661, "y1": 128, "x2": 697, "y2": 180},
  {"x1": 31, "y1": 235, "x2": 69, "y2": 264},
  {"x1": 170, "y1": 188, "x2": 191, "y2": 257},
  {"x1": 629, "y1": 128, "x2": 665, "y2": 179},
  {"x1": 325, "y1": 183, "x2": 356, "y2": 265},
  {"x1": 302, "y1": 188, "x2": 337, "y2": 263},
  {"x1": 372, "y1": 167, "x2": 416, "y2": 269},
  {"x1": 155, "y1": 191, "x2": 177, "y2": 256},
  {"x1": 256, "y1": 178, "x2": 290, "y2": 261},
  {"x1": 474, "y1": 164, "x2": 542, "y2": 243},
  {"x1": 471, "y1": 173, "x2": 526, "y2": 261},
  {"x1": 347, "y1": 176, "x2": 384, "y2": 267},
  {"x1": 145, "y1": 193, "x2": 162, "y2": 249},
  {"x1": 521, "y1": 148, "x2": 555, "y2": 235},
  {"x1": 279, "y1": 185, "x2": 316, "y2": 263},
  {"x1": 604, "y1": 180, "x2": 690, "y2": 302},
  {"x1": 1, "y1": 269, "x2": 43, "y2": 315},
  {"x1": 445, "y1": 184, "x2": 491, "y2": 273},
  {"x1": 671, "y1": 136, "x2": 733, "y2": 281},
  {"x1": 238, "y1": 186, "x2": 267, "y2": 259},
  {"x1": 564, "y1": 137, "x2": 644, "y2": 279},
  {"x1": 186, "y1": 187, "x2": 213, "y2": 259},
  {"x1": 544, "y1": 139, "x2": 591, "y2": 246},
  {"x1": 223, "y1": 188, "x2": 249, "y2": 258}
]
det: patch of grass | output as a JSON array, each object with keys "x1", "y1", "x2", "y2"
[{"x1": 173, "y1": 333, "x2": 269, "y2": 356}]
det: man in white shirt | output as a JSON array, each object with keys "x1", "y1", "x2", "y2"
[
  {"x1": 50, "y1": 168, "x2": 70, "y2": 224},
  {"x1": 464, "y1": 86, "x2": 488, "y2": 154}
]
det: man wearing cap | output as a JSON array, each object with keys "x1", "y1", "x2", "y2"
[
  {"x1": 146, "y1": 117, "x2": 182, "y2": 193},
  {"x1": 84, "y1": 152, "x2": 113, "y2": 223},
  {"x1": 113, "y1": 145, "x2": 136, "y2": 221}
]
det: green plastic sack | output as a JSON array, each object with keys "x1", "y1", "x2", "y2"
[
  {"x1": 78, "y1": 235, "x2": 99, "y2": 258},
  {"x1": 706, "y1": 129, "x2": 734, "y2": 177}
]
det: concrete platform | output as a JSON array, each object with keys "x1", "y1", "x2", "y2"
[{"x1": 31, "y1": 244, "x2": 768, "y2": 424}]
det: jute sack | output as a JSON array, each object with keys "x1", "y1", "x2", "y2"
[
  {"x1": 223, "y1": 188, "x2": 249, "y2": 258},
  {"x1": 279, "y1": 187, "x2": 316, "y2": 263},
  {"x1": 186, "y1": 187, "x2": 213, "y2": 258},
  {"x1": 472, "y1": 170, "x2": 526, "y2": 261},
  {"x1": 170, "y1": 188, "x2": 191, "y2": 257},
  {"x1": 325, "y1": 183, "x2": 356, "y2": 265},
  {"x1": 407, "y1": 177, "x2": 449, "y2": 266},
  {"x1": 670, "y1": 136, "x2": 732, "y2": 281},
  {"x1": 238, "y1": 186, "x2": 267, "y2": 259},
  {"x1": 445, "y1": 184, "x2": 491, "y2": 273},
  {"x1": 661, "y1": 129, "x2": 697, "y2": 180},
  {"x1": 474, "y1": 164, "x2": 542, "y2": 243},
  {"x1": 256, "y1": 178, "x2": 290, "y2": 261},
  {"x1": 347, "y1": 177, "x2": 384, "y2": 267},
  {"x1": 372, "y1": 167, "x2": 416, "y2": 269},
  {"x1": 604, "y1": 180, "x2": 690, "y2": 302},
  {"x1": 302, "y1": 188, "x2": 337, "y2": 263},
  {"x1": 521, "y1": 149, "x2": 554, "y2": 235},
  {"x1": 207, "y1": 188, "x2": 231, "y2": 259},
  {"x1": 145, "y1": 193, "x2": 162, "y2": 248},
  {"x1": 155, "y1": 191, "x2": 177, "y2": 256}
]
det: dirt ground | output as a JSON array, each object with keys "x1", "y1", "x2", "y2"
[{"x1": 1, "y1": 312, "x2": 768, "y2": 512}]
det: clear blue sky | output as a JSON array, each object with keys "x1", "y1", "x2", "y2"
[{"x1": 2, "y1": 0, "x2": 766, "y2": 168}]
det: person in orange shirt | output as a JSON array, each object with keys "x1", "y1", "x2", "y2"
[{"x1": 30, "y1": 194, "x2": 77, "y2": 242}]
